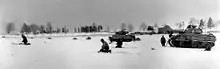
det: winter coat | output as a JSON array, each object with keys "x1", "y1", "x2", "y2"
[
  {"x1": 22, "y1": 35, "x2": 28, "y2": 43},
  {"x1": 102, "y1": 41, "x2": 109, "y2": 50},
  {"x1": 160, "y1": 36, "x2": 166, "y2": 46}
]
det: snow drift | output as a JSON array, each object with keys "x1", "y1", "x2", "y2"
[{"x1": 0, "y1": 33, "x2": 220, "y2": 69}]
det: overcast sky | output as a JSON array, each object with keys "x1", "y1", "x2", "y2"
[{"x1": 0, "y1": 0, "x2": 219, "y2": 32}]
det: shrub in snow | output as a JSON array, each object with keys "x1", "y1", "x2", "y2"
[
  {"x1": 48, "y1": 37, "x2": 52, "y2": 39},
  {"x1": 151, "y1": 48, "x2": 155, "y2": 50},
  {"x1": 135, "y1": 38, "x2": 141, "y2": 41},
  {"x1": 86, "y1": 37, "x2": 91, "y2": 40},
  {"x1": 73, "y1": 37, "x2": 78, "y2": 40},
  {"x1": 2, "y1": 36, "x2": 6, "y2": 38},
  {"x1": 30, "y1": 37, "x2": 34, "y2": 39}
]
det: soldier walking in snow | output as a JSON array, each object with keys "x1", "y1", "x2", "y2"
[
  {"x1": 160, "y1": 35, "x2": 166, "y2": 47},
  {"x1": 98, "y1": 39, "x2": 111, "y2": 53},
  {"x1": 116, "y1": 39, "x2": 123, "y2": 48},
  {"x1": 169, "y1": 31, "x2": 173, "y2": 38}
]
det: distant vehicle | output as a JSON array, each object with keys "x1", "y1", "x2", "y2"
[
  {"x1": 131, "y1": 31, "x2": 156, "y2": 35},
  {"x1": 168, "y1": 28, "x2": 216, "y2": 48},
  {"x1": 131, "y1": 32, "x2": 144, "y2": 35},
  {"x1": 109, "y1": 30, "x2": 138, "y2": 43}
]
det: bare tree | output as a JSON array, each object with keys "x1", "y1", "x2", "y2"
[
  {"x1": 97, "y1": 25, "x2": 103, "y2": 32},
  {"x1": 127, "y1": 24, "x2": 134, "y2": 32},
  {"x1": 120, "y1": 23, "x2": 127, "y2": 30},
  {"x1": 207, "y1": 17, "x2": 214, "y2": 29},
  {"x1": 46, "y1": 22, "x2": 53, "y2": 34},
  {"x1": 153, "y1": 23, "x2": 158, "y2": 28},
  {"x1": 6, "y1": 22, "x2": 15, "y2": 34},
  {"x1": 106, "y1": 26, "x2": 110, "y2": 32},
  {"x1": 78, "y1": 27, "x2": 80, "y2": 32},
  {"x1": 188, "y1": 17, "x2": 199, "y2": 27},
  {"x1": 56, "y1": 27, "x2": 61, "y2": 33},
  {"x1": 62, "y1": 25, "x2": 69, "y2": 35},
  {"x1": 30, "y1": 24, "x2": 40, "y2": 35},
  {"x1": 20, "y1": 23, "x2": 31, "y2": 34},
  {"x1": 39, "y1": 25, "x2": 45, "y2": 33},
  {"x1": 92, "y1": 22, "x2": 98, "y2": 32},
  {"x1": 74, "y1": 28, "x2": 77, "y2": 33},
  {"x1": 176, "y1": 21, "x2": 185, "y2": 29},
  {"x1": 139, "y1": 22, "x2": 147, "y2": 31}
]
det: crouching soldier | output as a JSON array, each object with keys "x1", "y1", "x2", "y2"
[
  {"x1": 98, "y1": 39, "x2": 111, "y2": 53},
  {"x1": 204, "y1": 43, "x2": 213, "y2": 51},
  {"x1": 160, "y1": 35, "x2": 166, "y2": 47},
  {"x1": 21, "y1": 34, "x2": 30, "y2": 45}
]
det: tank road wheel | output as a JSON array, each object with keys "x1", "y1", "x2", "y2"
[{"x1": 192, "y1": 41, "x2": 199, "y2": 48}]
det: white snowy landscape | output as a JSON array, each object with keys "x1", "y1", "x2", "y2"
[
  {"x1": 0, "y1": 33, "x2": 220, "y2": 69},
  {"x1": 0, "y1": 0, "x2": 220, "y2": 69}
]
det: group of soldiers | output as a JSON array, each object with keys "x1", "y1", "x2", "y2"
[
  {"x1": 20, "y1": 34, "x2": 121, "y2": 53},
  {"x1": 98, "y1": 32, "x2": 171, "y2": 53},
  {"x1": 98, "y1": 35, "x2": 168, "y2": 53},
  {"x1": 160, "y1": 32, "x2": 173, "y2": 47},
  {"x1": 20, "y1": 32, "x2": 212, "y2": 53},
  {"x1": 159, "y1": 32, "x2": 213, "y2": 51},
  {"x1": 98, "y1": 39, "x2": 123, "y2": 53}
]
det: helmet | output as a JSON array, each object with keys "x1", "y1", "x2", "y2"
[{"x1": 100, "y1": 38, "x2": 104, "y2": 42}]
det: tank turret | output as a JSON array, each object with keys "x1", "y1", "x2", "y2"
[{"x1": 109, "y1": 30, "x2": 136, "y2": 43}]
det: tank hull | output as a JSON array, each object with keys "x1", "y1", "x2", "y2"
[
  {"x1": 109, "y1": 35, "x2": 135, "y2": 42},
  {"x1": 168, "y1": 33, "x2": 216, "y2": 48}
]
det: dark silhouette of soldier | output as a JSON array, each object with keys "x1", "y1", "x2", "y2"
[
  {"x1": 169, "y1": 31, "x2": 173, "y2": 38},
  {"x1": 98, "y1": 39, "x2": 111, "y2": 53},
  {"x1": 116, "y1": 39, "x2": 123, "y2": 48},
  {"x1": 21, "y1": 34, "x2": 28, "y2": 45},
  {"x1": 204, "y1": 44, "x2": 212, "y2": 51},
  {"x1": 160, "y1": 35, "x2": 166, "y2": 47}
]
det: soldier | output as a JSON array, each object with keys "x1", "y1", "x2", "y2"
[
  {"x1": 160, "y1": 35, "x2": 166, "y2": 47},
  {"x1": 204, "y1": 43, "x2": 212, "y2": 51},
  {"x1": 21, "y1": 34, "x2": 28, "y2": 45},
  {"x1": 98, "y1": 39, "x2": 111, "y2": 53},
  {"x1": 169, "y1": 31, "x2": 173, "y2": 38},
  {"x1": 116, "y1": 39, "x2": 123, "y2": 48}
]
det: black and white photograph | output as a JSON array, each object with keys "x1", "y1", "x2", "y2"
[{"x1": 0, "y1": 0, "x2": 220, "y2": 69}]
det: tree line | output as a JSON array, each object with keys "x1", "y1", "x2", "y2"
[
  {"x1": 119, "y1": 22, "x2": 157, "y2": 32},
  {"x1": 20, "y1": 22, "x2": 69, "y2": 34},
  {"x1": 5, "y1": 22, "x2": 105, "y2": 34},
  {"x1": 175, "y1": 17, "x2": 215, "y2": 30},
  {"x1": 6, "y1": 22, "x2": 69, "y2": 35},
  {"x1": 5, "y1": 17, "x2": 217, "y2": 34},
  {"x1": 75, "y1": 23, "x2": 103, "y2": 33},
  {"x1": 120, "y1": 17, "x2": 216, "y2": 33}
]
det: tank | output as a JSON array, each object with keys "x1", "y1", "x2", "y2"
[
  {"x1": 168, "y1": 28, "x2": 216, "y2": 48},
  {"x1": 109, "y1": 30, "x2": 136, "y2": 42}
]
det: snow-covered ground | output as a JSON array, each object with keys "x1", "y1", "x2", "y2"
[{"x1": 0, "y1": 33, "x2": 220, "y2": 69}]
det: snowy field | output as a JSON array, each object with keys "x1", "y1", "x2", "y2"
[{"x1": 0, "y1": 33, "x2": 220, "y2": 69}]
